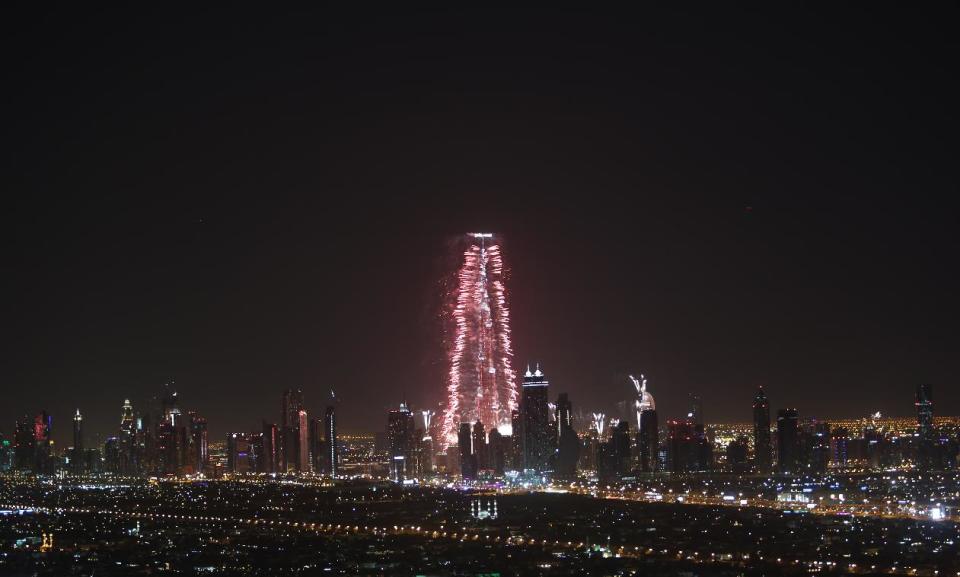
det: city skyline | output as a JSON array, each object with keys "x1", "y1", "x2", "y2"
[{"x1": 4, "y1": 6, "x2": 959, "y2": 448}]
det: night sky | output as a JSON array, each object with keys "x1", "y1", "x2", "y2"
[{"x1": 4, "y1": 6, "x2": 959, "y2": 446}]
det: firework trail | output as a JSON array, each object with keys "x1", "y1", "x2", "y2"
[
  {"x1": 440, "y1": 233, "x2": 518, "y2": 446},
  {"x1": 592, "y1": 413, "x2": 606, "y2": 437}
]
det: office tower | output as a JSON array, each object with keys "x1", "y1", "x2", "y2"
[
  {"x1": 916, "y1": 384, "x2": 934, "y2": 436},
  {"x1": 726, "y1": 436, "x2": 750, "y2": 472},
  {"x1": 471, "y1": 421, "x2": 487, "y2": 471},
  {"x1": 261, "y1": 422, "x2": 279, "y2": 473},
  {"x1": 521, "y1": 365, "x2": 551, "y2": 473},
  {"x1": 33, "y1": 411, "x2": 53, "y2": 474},
  {"x1": 14, "y1": 417, "x2": 34, "y2": 471},
  {"x1": 227, "y1": 433, "x2": 255, "y2": 473},
  {"x1": 635, "y1": 380, "x2": 658, "y2": 473},
  {"x1": 667, "y1": 419, "x2": 699, "y2": 473},
  {"x1": 598, "y1": 420, "x2": 630, "y2": 482},
  {"x1": 509, "y1": 409, "x2": 522, "y2": 470},
  {"x1": 831, "y1": 427, "x2": 849, "y2": 468},
  {"x1": 419, "y1": 411, "x2": 434, "y2": 476},
  {"x1": 160, "y1": 383, "x2": 180, "y2": 424},
  {"x1": 458, "y1": 422, "x2": 477, "y2": 480},
  {"x1": 689, "y1": 394, "x2": 704, "y2": 425},
  {"x1": 309, "y1": 416, "x2": 322, "y2": 472},
  {"x1": 388, "y1": 402, "x2": 416, "y2": 482},
  {"x1": 72, "y1": 409, "x2": 84, "y2": 473},
  {"x1": 916, "y1": 384, "x2": 937, "y2": 469},
  {"x1": 297, "y1": 409, "x2": 309, "y2": 472},
  {"x1": 119, "y1": 399, "x2": 137, "y2": 474},
  {"x1": 555, "y1": 393, "x2": 580, "y2": 479},
  {"x1": 808, "y1": 421, "x2": 831, "y2": 473},
  {"x1": 753, "y1": 387, "x2": 772, "y2": 473},
  {"x1": 487, "y1": 427, "x2": 505, "y2": 477},
  {"x1": 190, "y1": 414, "x2": 208, "y2": 474},
  {"x1": 440, "y1": 233, "x2": 519, "y2": 446},
  {"x1": 777, "y1": 408, "x2": 799, "y2": 474},
  {"x1": 281, "y1": 389, "x2": 304, "y2": 472},
  {"x1": 324, "y1": 406, "x2": 338, "y2": 477}
]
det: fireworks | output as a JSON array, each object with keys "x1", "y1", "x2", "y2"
[
  {"x1": 440, "y1": 233, "x2": 518, "y2": 446},
  {"x1": 592, "y1": 413, "x2": 606, "y2": 437},
  {"x1": 630, "y1": 374, "x2": 655, "y2": 429}
]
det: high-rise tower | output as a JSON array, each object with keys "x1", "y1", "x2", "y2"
[
  {"x1": 753, "y1": 387, "x2": 771, "y2": 473},
  {"x1": 440, "y1": 233, "x2": 518, "y2": 445},
  {"x1": 72, "y1": 409, "x2": 84, "y2": 473},
  {"x1": 520, "y1": 365, "x2": 551, "y2": 473}
]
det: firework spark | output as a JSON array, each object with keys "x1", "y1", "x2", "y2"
[{"x1": 440, "y1": 233, "x2": 518, "y2": 446}]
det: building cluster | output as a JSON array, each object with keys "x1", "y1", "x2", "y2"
[
  {"x1": 223, "y1": 388, "x2": 339, "y2": 477},
  {"x1": 377, "y1": 372, "x2": 959, "y2": 484}
]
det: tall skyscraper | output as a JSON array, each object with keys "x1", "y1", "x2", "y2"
[
  {"x1": 487, "y1": 427, "x2": 506, "y2": 477},
  {"x1": 190, "y1": 414, "x2": 208, "y2": 474},
  {"x1": 297, "y1": 409, "x2": 309, "y2": 472},
  {"x1": 458, "y1": 422, "x2": 477, "y2": 480},
  {"x1": 472, "y1": 421, "x2": 487, "y2": 471},
  {"x1": 634, "y1": 378, "x2": 658, "y2": 473},
  {"x1": 440, "y1": 233, "x2": 519, "y2": 446},
  {"x1": 72, "y1": 409, "x2": 84, "y2": 473},
  {"x1": 281, "y1": 389, "x2": 304, "y2": 473},
  {"x1": 777, "y1": 408, "x2": 799, "y2": 474},
  {"x1": 261, "y1": 422, "x2": 278, "y2": 473},
  {"x1": 324, "y1": 405, "x2": 338, "y2": 477},
  {"x1": 520, "y1": 365, "x2": 551, "y2": 473},
  {"x1": 753, "y1": 387, "x2": 772, "y2": 473},
  {"x1": 388, "y1": 402, "x2": 416, "y2": 482},
  {"x1": 689, "y1": 394, "x2": 704, "y2": 426},
  {"x1": 916, "y1": 384, "x2": 936, "y2": 469}
]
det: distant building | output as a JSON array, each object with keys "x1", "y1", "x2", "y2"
[
  {"x1": 72, "y1": 409, "x2": 84, "y2": 474},
  {"x1": 324, "y1": 405, "x2": 338, "y2": 477},
  {"x1": 777, "y1": 408, "x2": 799, "y2": 474},
  {"x1": 388, "y1": 402, "x2": 416, "y2": 482},
  {"x1": 458, "y1": 422, "x2": 476, "y2": 480},
  {"x1": 726, "y1": 436, "x2": 750, "y2": 472},
  {"x1": 520, "y1": 365, "x2": 551, "y2": 473},
  {"x1": 281, "y1": 389, "x2": 304, "y2": 473},
  {"x1": 753, "y1": 387, "x2": 771, "y2": 473}
]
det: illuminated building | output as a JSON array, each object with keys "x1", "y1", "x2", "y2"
[
  {"x1": 777, "y1": 408, "x2": 799, "y2": 474},
  {"x1": 297, "y1": 409, "x2": 309, "y2": 472},
  {"x1": 33, "y1": 411, "x2": 53, "y2": 474},
  {"x1": 440, "y1": 233, "x2": 518, "y2": 445},
  {"x1": 227, "y1": 432, "x2": 256, "y2": 473},
  {"x1": 190, "y1": 414, "x2": 208, "y2": 474},
  {"x1": 281, "y1": 389, "x2": 304, "y2": 472},
  {"x1": 631, "y1": 376, "x2": 658, "y2": 473},
  {"x1": 418, "y1": 411, "x2": 434, "y2": 476},
  {"x1": 388, "y1": 402, "x2": 416, "y2": 482},
  {"x1": 324, "y1": 405, "x2": 338, "y2": 477},
  {"x1": 916, "y1": 384, "x2": 936, "y2": 470},
  {"x1": 753, "y1": 387, "x2": 772, "y2": 473},
  {"x1": 520, "y1": 365, "x2": 551, "y2": 473},
  {"x1": 831, "y1": 427, "x2": 849, "y2": 467},
  {"x1": 261, "y1": 422, "x2": 278, "y2": 473},
  {"x1": 72, "y1": 409, "x2": 83, "y2": 473}
]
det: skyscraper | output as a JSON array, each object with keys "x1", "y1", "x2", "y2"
[
  {"x1": 634, "y1": 378, "x2": 658, "y2": 473},
  {"x1": 261, "y1": 422, "x2": 278, "y2": 474},
  {"x1": 458, "y1": 422, "x2": 477, "y2": 480},
  {"x1": 520, "y1": 365, "x2": 551, "y2": 473},
  {"x1": 388, "y1": 402, "x2": 416, "y2": 482},
  {"x1": 324, "y1": 405, "x2": 338, "y2": 477},
  {"x1": 440, "y1": 233, "x2": 519, "y2": 446},
  {"x1": 190, "y1": 414, "x2": 208, "y2": 474},
  {"x1": 281, "y1": 389, "x2": 304, "y2": 473},
  {"x1": 297, "y1": 409, "x2": 309, "y2": 472},
  {"x1": 777, "y1": 408, "x2": 799, "y2": 474},
  {"x1": 916, "y1": 384, "x2": 936, "y2": 469},
  {"x1": 72, "y1": 409, "x2": 84, "y2": 473},
  {"x1": 753, "y1": 387, "x2": 772, "y2": 473}
]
